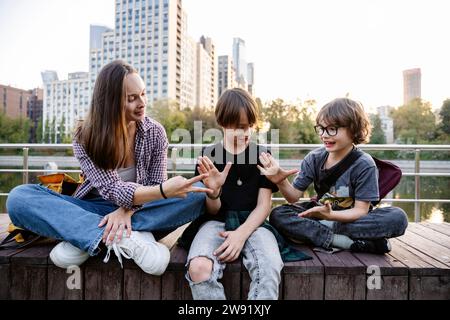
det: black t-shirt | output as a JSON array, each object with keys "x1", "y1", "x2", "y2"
[{"x1": 195, "y1": 142, "x2": 278, "y2": 220}]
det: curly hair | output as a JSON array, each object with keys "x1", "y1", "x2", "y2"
[{"x1": 316, "y1": 98, "x2": 372, "y2": 144}]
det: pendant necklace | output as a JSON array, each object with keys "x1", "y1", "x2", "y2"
[{"x1": 236, "y1": 155, "x2": 243, "y2": 186}]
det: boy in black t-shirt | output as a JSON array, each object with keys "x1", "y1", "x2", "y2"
[{"x1": 182, "y1": 89, "x2": 300, "y2": 300}]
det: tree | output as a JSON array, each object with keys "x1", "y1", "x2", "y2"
[
  {"x1": 369, "y1": 114, "x2": 386, "y2": 144},
  {"x1": 390, "y1": 99, "x2": 437, "y2": 144},
  {"x1": 438, "y1": 99, "x2": 450, "y2": 142},
  {"x1": 148, "y1": 99, "x2": 187, "y2": 142},
  {"x1": 0, "y1": 112, "x2": 31, "y2": 143},
  {"x1": 262, "y1": 99, "x2": 319, "y2": 144},
  {"x1": 36, "y1": 117, "x2": 43, "y2": 143}
]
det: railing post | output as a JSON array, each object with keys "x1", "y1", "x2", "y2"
[
  {"x1": 414, "y1": 149, "x2": 421, "y2": 222},
  {"x1": 23, "y1": 147, "x2": 29, "y2": 184},
  {"x1": 171, "y1": 147, "x2": 178, "y2": 177}
]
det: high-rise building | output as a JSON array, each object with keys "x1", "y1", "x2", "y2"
[
  {"x1": 233, "y1": 37, "x2": 247, "y2": 88},
  {"x1": 196, "y1": 36, "x2": 217, "y2": 109},
  {"x1": 42, "y1": 71, "x2": 90, "y2": 142},
  {"x1": 180, "y1": 10, "x2": 196, "y2": 109},
  {"x1": 27, "y1": 88, "x2": 43, "y2": 143},
  {"x1": 218, "y1": 55, "x2": 236, "y2": 98},
  {"x1": 403, "y1": 68, "x2": 421, "y2": 105},
  {"x1": 377, "y1": 105, "x2": 394, "y2": 143},
  {"x1": 247, "y1": 62, "x2": 255, "y2": 96},
  {"x1": 0, "y1": 84, "x2": 32, "y2": 119},
  {"x1": 89, "y1": 0, "x2": 184, "y2": 104}
]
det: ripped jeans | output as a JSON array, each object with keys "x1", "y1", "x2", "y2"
[{"x1": 185, "y1": 220, "x2": 283, "y2": 300}]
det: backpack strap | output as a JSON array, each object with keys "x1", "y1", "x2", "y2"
[
  {"x1": 314, "y1": 147, "x2": 364, "y2": 200},
  {"x1": 0, "y1": 229, "x2": 42, "y2": 250}
]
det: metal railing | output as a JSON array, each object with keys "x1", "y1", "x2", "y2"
[{"x1": 0, "y1": 143, "x2": 449, "y2": 222}]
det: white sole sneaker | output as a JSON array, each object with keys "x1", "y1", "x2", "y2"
[
  {"x1": 50, "y1": 241, "x2": 90, "y2": 269},
  {"x1": 103, "y1": 231, "x2": 170, "y2": 276}
]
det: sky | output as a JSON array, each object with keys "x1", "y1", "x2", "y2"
[{"x1": 0, "y1": 0, "x2": 449, "y2": 112}]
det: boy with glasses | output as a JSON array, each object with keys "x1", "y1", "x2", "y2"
[{"x1": 258, "y1": 98, "x2": 408, "y2": 254}]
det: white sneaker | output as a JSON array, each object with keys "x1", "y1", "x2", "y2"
[
  {"x1": 50, "y1": 241, "x2": 90, "y2": 268},
  {"x1": 103, "y1": 231, "x2": 170, "y2": 276}
]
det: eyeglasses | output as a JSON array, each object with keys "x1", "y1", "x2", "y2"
[{"x1": 314, "y1": 125, "x2": 342, "y2": 136}]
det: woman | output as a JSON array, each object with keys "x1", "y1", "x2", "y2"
[{"x1": 6, "y1": 60, "x2": 212, "y2": 275}]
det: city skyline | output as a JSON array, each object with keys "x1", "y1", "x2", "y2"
[{"x1": 1, "y1": 0, "x2": 449, "y2": 111}]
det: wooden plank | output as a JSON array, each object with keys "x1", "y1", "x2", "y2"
[
  {"x1": 47, "y1": 265, "x2": 84, "y2": 300},
  {"x1": 0, "y1": 264, "x2": 11, "y2": 299},
  {"x1": 222, "y1": 260, "x2": 241, "y2": 300},
  {"x1": 84, "y1": 255, "x2": 123, "y2": 300},
  {"x1": 9, "y1": 244, "x2": 54, "y2": 300},
  {"x1": 389, "y1": 238, "x2": 450, "y2": 276},
  {"x1": 0, "y1": 229, "x2": 28, "y2": 300},
  {"x1": 407, "y1": 223, "x2": 450, "y2": 249},
  {"x1": 421, "y1": 222, "x2": 450, "y2": 237},
  {"x1": 409, "y1": 275, "x2": 450, "y2": 300},
  {"x1": 396, "y1": 230, "x2": 450, "y2": 266},
  {"x1": 352, "y1": 248, "x2": 408, "y2": 300},
  {"x1": 283, "y1": 246, "x2": 324, "y2": 300},
  {"x1": 123, "y1": 260, "x2": 162, "y2": 300},
  {"x1": 0, "y1": 214, "x2": 10, "y2": 227},
  {"x1": 315, "y1": 250, "x2": 366, "y2": 300},
  {"x1": 388, "y1": 238, "x2": 450, "y2": 300},
  {"x1": 161, "y1": 246, "x2": 192, "y2": 300}
]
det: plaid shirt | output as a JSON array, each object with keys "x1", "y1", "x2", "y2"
[{"x1": 72, "y1": 116, "x2": 168, "y2": 210}]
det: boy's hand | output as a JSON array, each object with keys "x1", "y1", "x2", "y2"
[
  {"x1": 258, "y1": 152, "x2": 299, "y2": 184},
  {"x1": 214, "y1": 229, "x2": 247, "y2": 263},
  {"x1": 161, "y1": 174, "x2": 213, "y2": 198},
  {"x1": 298, "y1": 202, "x2": 333, "y2": 220},
  {"x1": 197, "y1": 156, "x2": 231, "y2": 196}
]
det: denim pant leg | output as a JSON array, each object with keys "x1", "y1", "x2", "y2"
[
  {"x1": 269, "y1": 204, "x2": 334, "y2": 249},
  {"x1": 131, "y1": 182, "x2": 206, "y2": 233},
  {"x1": 242, "y1": 227, "x2": 283, "y2": 300},
  {"x1": 333, "y1": 206, "x2": 409, "y2": 239},
  {"x1": 185, "y1": 220, "x2": 227, "y2": 300},
  {"x1": 6, "y1": 184, "x2": 117, "y2": 255}
]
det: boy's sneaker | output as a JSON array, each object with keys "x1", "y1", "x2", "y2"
[
  {"x1": 103, "y1": 231, "x2": 170, "y2": 276},
  {"x1": 50, "y1": 241, "x2": 90, "y2": 268},
  {"x1": 350, "y1": 238, "x2": 392, "y2": 254}
]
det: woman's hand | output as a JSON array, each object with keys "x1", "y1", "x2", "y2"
[
  {"x1": 213, "y1": 229, "x2": 248, "y2": 263},
  {"x1": 99, "y1": 207, "x2": 134, "y2": 245},
  {"x1": 197, "y1": 156, "x2": 231, "y2": 197},
  {"x1": 258, "y1": 152, "x2": 299, "y2": 184},
  {"x1": 160, "y1": 174, "x2": 213, "y2": 199}
]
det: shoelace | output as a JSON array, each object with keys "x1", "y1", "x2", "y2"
[{"x1": 103, "y1": 235, "x2": 145, "y2": 268}]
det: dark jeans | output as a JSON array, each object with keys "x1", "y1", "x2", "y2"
[{"x1": 269, "y1": 202, "x2": 408, "y2": 249}]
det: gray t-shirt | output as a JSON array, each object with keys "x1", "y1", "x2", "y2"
[{"x1": 292, "y1": 148, "x2": 379, "y2": 209}]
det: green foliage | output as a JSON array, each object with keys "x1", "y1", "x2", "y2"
[
  {"x1": 369, "y1": 114, "x2": 386, "y2": 144},
  {"x1": 437, "y1": 99, "x2": 450, "y2": 143},
  {"x1": 391, "y1": 99, "x2": 438, "y2": 144},
  {"x1": 0, "y1": 112, "x2": 31, "y2": 143},
  {"x1": 262, "y1": 99, "x2": 320, "y2": 144}
]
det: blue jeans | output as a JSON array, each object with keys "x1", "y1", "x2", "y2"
[
  {"x1": 269, "y1": 202, "x2": 408, "y2": 249},
  {"x1": 6, "y1": 184, "x2": 206, "y2": 256},
  {"x1": 185, "y1": 220, "x2": 283, "y2": 300}
]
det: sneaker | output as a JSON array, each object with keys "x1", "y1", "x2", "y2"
[
  {"x1": 350, "y1": 238, "x2": 392, "y2": 254},
  {"x1": 103, "y1": 231, "x2": 170, "y2": 276},
  {"x1": 49, "y1": 241, "x2": 90, "y2": 268}
]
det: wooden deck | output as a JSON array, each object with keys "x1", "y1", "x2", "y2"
[{"x1": 1, "y1": 213, "x2": 449, "y2": 300}]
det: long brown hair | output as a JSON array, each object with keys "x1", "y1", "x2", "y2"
[{"x1": 75, "y1": 60, "x2": 137, "y2": 170}]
